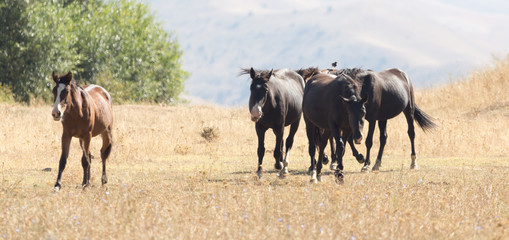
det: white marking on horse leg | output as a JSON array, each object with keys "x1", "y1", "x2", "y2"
[
  {"x1": 310, "y1": 170, "x2": 317, "y2": 183},
  {"x1": 278, "y1": 151, "x2": 290, "y2": 178},
  {"x1": 283, "y1": 150, "x2": 290, "y2": 173}
]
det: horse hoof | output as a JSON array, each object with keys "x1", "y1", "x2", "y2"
[
  {"x1": 361, "y1": 166, "x2": 370, "y2": 173},
  {"x1": 257, "y1": 171, "x2": 262, "y2": 180},
  {"x1": 410, "y1": 164, "x2": 419, "y2": 170},
  {"x1": 356, "y1": 154, "x2": 365, "y2": 164},
  {"x1": 54, "y1": 186, "x2": 60, "y2": 192},
  {"x1": 310, "y1": 178, "x2": 318, "y2": 183},
  {"x1": 323, "y1": 155, "x2": 329, "y2": 165},
  {"x1": 274, "y1": 162, "x2": 282, "y2": 170},
  {"x1": 334, "y1": 172, "x2": 344, "y2": 184},
  {"x1": 317, "y1": 175, "x2": 322, "y2": 182}
]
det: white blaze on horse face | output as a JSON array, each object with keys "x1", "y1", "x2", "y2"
[
  {"x1": 250, "y1": 104, "x2": 263, "y2": 122},
  {"x1": 52, "y1": 84, "x2": 66, "y2": 121}
]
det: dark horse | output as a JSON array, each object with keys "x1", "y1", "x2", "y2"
[
  {"x1": 240, "y1": 68, "x2": 305, "y2": 179},
  {"x1": 51, "y1": 71, "x2": 113, "y2": 190},
  {"x1": 296, "y1": 67, "x2": 365, "y2": 171},
  {"x1": 338, "y1": 68, "x2": 436, "y2": 171},
  {"x1": 302, "y1": 72, "x2": 367, "y2": 183}
]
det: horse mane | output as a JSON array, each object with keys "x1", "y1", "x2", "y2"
[
  {"x1": 333, "y1": 68, "x2": 366, "y2": 78},
  {"x1": 239, "y1": 68, "x2": 274, "y2": 79},
  {"x1": 295, "y1": 67, "x2": 320, "y2": 82}
]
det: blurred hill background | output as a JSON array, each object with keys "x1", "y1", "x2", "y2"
[{"x1": 148, "y1": 0, "x2": 509, "y2": 105}]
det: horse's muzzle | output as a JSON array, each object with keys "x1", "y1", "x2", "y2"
[
  {"x1": 250, "y1": 105, "x2": 262, "y2": 122},
  {"x1": 52, "y1": 110, "x2": 61, "y2": 121}
]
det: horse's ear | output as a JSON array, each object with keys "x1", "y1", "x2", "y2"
[
  {"x1": 61, "y1": 71, "x2": 72, "y2": 84},
  {"x1": 52, "y1": 71, "x2": 58, "y2": 83},
  {"x1": 360, "y1": 93, "x2": 369, "y2": 104},
  {"x1": 250, "y1": 67, "x2": 256, "y2": 79},
  {"x1": 267, "y1": 69, "x2": 273, "y2": 81}
]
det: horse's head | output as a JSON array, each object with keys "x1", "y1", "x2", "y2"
[
  {"x1": 339, "y1": 75, "x2": 368, "y2": 144},
  {"x1": 247, "y1": 67, "x2": 272, "y2": 122},
  {"x1": 51, "y1": 71, "x2": 73, "y2": 121}
]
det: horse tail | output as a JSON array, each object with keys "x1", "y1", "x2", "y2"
[{"x1": 414, "y1": 105, "x2": 437, "y2": 133}]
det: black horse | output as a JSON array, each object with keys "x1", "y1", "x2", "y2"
[
  {"x1": 240, "y1": 67, "x2": 305, "y2": 179},
  {"x1": 337, "y1": 68, "x2": 436, "y2": 171},
  {"x1": 302, "y1": 72, "x2": 368, "y2": 183}
]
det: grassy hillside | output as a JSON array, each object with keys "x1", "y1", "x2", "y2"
[{"x1": 0, "y1": 57, "x2": 508, "y2": 239}]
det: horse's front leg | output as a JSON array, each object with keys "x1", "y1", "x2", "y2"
[
  {"x1": 331, "y1": 126, "x2": 346, "y2": 183},
  {"x1": 255, "y1": 123, "x2": 267, "y2": 179},
  {"x1": 54, "y1": 133, "x2": 72, "y2": 191},
  {"x1": 272, "y1": 125, "x2": 284, "y2": 171},
  {"x1": 362, "y1": 120, "x2": 376, "y2": 172},
  {"x1": 79, "y1": 134, "x2": 92, "y2": 189},
  {"x1": 347, "y1": 135, "x2": 365, "y2": 163},
  {"x1": 329, "y1": 137, "x2": 337, "y2": 170},
  {"x1": 315, "y1": 131, "x2": 330, "y2": 183}
]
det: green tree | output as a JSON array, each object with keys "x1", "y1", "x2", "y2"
[
  {"x1": 0, "y1": 0, "x2": 30, "y2": 101},
  {"x1": 0, "y1": 0, "x2": 187, "y2": 104}
]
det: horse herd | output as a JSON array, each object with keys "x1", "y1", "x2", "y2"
[
  {"x1": 50, "y1": 65, "x2": 436, "y2": 190},
  {"x1": 241, "y1": 65, "x2": 436, "y2": 184}
]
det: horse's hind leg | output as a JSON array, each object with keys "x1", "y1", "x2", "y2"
[
  {"x1": 279, "y1": 119, "x2": 300, "y2": 178},
  {"x1": 372, "y1": 120, "x2": 387, "y2": 171},
  {"x1": 304, "y1": 119, "x2": 317, "y2": 177},
  {"x1": 100, "y1": 129, "x2": 113, "y2": 185},
  {"x1": 404, "y1": 109, "x2": 417, "y2": 169},
  {"x1": 79, "y1": 135, "x2": 92, "y2": 189}
]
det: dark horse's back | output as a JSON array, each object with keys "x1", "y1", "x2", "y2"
[
  {"x1": 275, "y1": 69, "x2": 304, "y2": 126},
  {"x1": 302, "y1": 73, "x2": 339, "y2": 128},
  {"x1": 270, "y1": 69, "x2": 306, "y2": 126}
]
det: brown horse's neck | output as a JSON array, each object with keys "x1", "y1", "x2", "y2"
[{"x1": 65, "y1": 82, "x2": 89, "y2": 120}]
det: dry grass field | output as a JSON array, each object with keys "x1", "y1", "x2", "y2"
[{"x1": 1, "y1": 58, "x2": 509, "y2": 239}]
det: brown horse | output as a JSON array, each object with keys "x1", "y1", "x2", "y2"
[{"x1": 51, "y1": 71, "x2": 113, "y2": 190}]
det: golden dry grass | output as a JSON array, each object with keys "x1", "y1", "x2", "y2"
[{"x1": 1, "y1": 58, "x2": 509, "y2": 239}]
